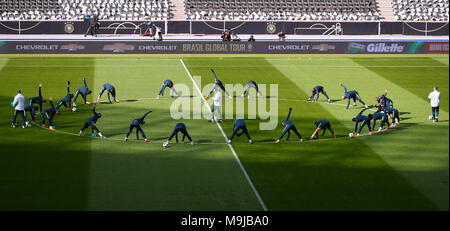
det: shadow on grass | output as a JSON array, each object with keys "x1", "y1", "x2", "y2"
[
  {"x1": 0, "y1": 94, "x2": 93, "y2": 210},
  {"x1": 152, "y1": 136, "x2": 170, "y2": 141},
  {"x1": 231, "y1": 96, "x2": 276, "y2": 99},
  {"x1": 382, "y1": 122, "x2": 418, "y2": 134},
  {"x1": 121, "y1": 99, "x2": 138, "y2": 103},
  {"x1": 324, "y1": 134, "x2": 347, "y2": 139}
]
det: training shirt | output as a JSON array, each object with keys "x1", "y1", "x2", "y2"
[
  {"x1": 13, "y1": 93, "x2": 25, "y2": 111},
  {"x1": 428, "y1": 90, "x2": 440, "y2": 107},
  {"x1": 213, "y1": 91, "x2": 222, "y2": 107},
  {"x1": 314, "y1": 86, "x2": 324, "y2": 92}
]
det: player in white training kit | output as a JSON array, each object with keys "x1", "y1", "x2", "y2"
[{"x1": 428, "y1": 86, "x2": 441, "y2": 123}]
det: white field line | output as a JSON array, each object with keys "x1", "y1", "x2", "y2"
[
  {"x1": 180, "y1": 58, "x2": 268, "y2": 211},
  {"x1": 34, "y1": 119, "x2": 389, "y2": 145},
  {"x1": 2, "y1": 64, "x2": 447, "y2": 68},
  {"x1": 99, "y1": 95, "x2": 377, "y2": 113},
  {"x1": 1, "y1": 57, "x2": 448, "y2": 62},
  {"x1": 121, "y1": 96, "x2": 379, "y2": 112},
  {"x1": 32, "y1": 123, "x2": 227, "y2": 145},
  {"x1": 279, "y1": 98, "x2": 379, "y2": 112},
  {"x1": 34, "y1": 97, "x2": 380, "y2": 144}
]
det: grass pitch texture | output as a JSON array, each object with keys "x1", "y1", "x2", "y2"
[{"x1": 0, "y1": 55, "x2": 447, "y2": 210}]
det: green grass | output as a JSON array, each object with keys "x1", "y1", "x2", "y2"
[
  {"x1": 0, "y1": 54, "x2": 448, "y2": 210},
  {"x1": 268, "y1": 56, "x2": 449, "y2": 210},
  {"x1": 352, "y1": 57, "x2": 449, "y2": 112}
]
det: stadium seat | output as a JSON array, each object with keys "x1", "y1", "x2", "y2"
[
  {"x1": 0, "y1": 0, "x2": 448, "y2": 21},
  {"x1": 184, "y1": 0, "x2": 381, "y2": 21},
  {"x1": 392, "y1": 0, "x2": 449, "y2": 21},
  {"x1": 0, "y1": 0, "x2": 171, "y2": 20}
]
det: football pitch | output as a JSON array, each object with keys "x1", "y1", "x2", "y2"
[{"x1": 0, "y1": 54, "x2": 448, "y2": 211}]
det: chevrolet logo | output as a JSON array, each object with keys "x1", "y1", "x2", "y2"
[
  {"x1": 61, "y1": 44, "x2": 85, "y2": 51},
  {"x1": 103, "y1": 43, "x2": 135, "y2": 52},
  {"x1": 312, "y1": 44, "x2": 336, "y2": 52}
]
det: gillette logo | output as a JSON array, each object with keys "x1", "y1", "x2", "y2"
[{"x1": 367, "y1": 43, "x2": 404, "y2": 53}]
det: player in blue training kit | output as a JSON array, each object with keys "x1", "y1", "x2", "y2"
[
  {"x1": 205, "y1": 69, "x2": 232, "y2": 99},
  {"x1": 339, "y1": 82, "x2": 368, "y2": 109},
  {"x1": 73, "y1": 77, "x2": 92, "y2": 106},
  {"x1": 163, "y1": 123, "x2": 193, "y2": 146},
  {"x1": 228, "y1": 119, "x2": 253, "y2": 144},
  {"x1": 241, "y1": 81, "x2": 263, "y2": 99},
  {"x1": 124, "y1": 110, "x2": 152, "y2": 142},
  {"x1": 385, "y1": 106, "x2": 400, "y2": 128},
  {"x1": 275, "y1": 108, "x2": 303, "y2": 143},
  {"x1": 24, "y1": 105, "x2": 38, "y2": 123},
  {"x1": 97, "y1": 83, "x2": 119, "y2": 103},
  {"x1": 157, "y1": 80, "x2": 179, "y2": 99},
  {"x1": 308, "y1": 86, "x2": 331, "y2": 103},
  {"x1": 41, "y1": 97, "x2": 60, "y2": 130},
  {"x1": 374, "y1": 91, "x2": 400, "y2": 128},
  {"x1": 375, "y1": 90, "x2": 393, "y2": 110},
  {"x1": 371, "y1": 104, "x2": 390, "y2": 134},
  {"x1": 352, "y1": 108, "x2": 372, "y2": 137},
  {"x1": 375, "y1": 90, "x2": 396, "y2": 122},
  {"x1": 28, "y1": 83, "x2": 46, "y2": 113},
  {"x1": 56, "y1": 81, "x2": 74, "y2": 111},
  {"x1": 310, "y1": 119, "x2": 336, "y2": 140},
  {"x1": 78, "y1": 104, "x2": 105, "y2": 138}
]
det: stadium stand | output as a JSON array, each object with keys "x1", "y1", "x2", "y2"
[
  {"x1": 0, "y1": 0, "x2": 449, "y2": 22},
  {"x1": 184, "y1": 0, "x2": 381, "y2": 21},
  {"x1": 0, "y1": 0, "x2": 171, "y2": 20},
  {"x1": 391, "y1": 0, "x2": 449, "y2": 21}
]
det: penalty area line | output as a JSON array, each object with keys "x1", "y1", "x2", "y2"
[{"x1": 180, "y1": 58, "x2": 269, "y2": 212}]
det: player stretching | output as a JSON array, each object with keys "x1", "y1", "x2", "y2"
[
  {"x1": 97, "y1": 83, "x2": 119, "y2": 103},
  {"x1": 310, "y1": 119, "x2": 336, "y2": 140},
  {"x1": 228, "y1": 119, "x2": 253, "y2": 144},
  {"x1": 242, "y1": 81, "x2": 263, "y2": 99},
  {"x1": 339, "y1": 82, "x2": 368, "y2": 109},
  {"x1": 371, "y1": 104, "x2": 390, "y2": 134},
  {"x1": 205, "y1": 69, "x2": 232, "y2": 99},
  {"x1": 308, "y1": 86, "x2": 331, "y2": 103},
  {"x1": 374, "y1": 93, "x2": 400, "y2": 129},
  {"x1": 386, "y1": 107, "x2": 400, "y2": 128},
  {"x1": 28, "y1": 83, "x2": 46, "y2": 113},
  {"x1": 209, "y1": 88, "x2": 223, "y2": 123},
  {"x1": 24, "y1": 105, "x2": 38, "y2": 123},
  {"x1": 275, "y1": 108, "x2": 303, "y2": 143},
  {"x1": 78, "y1": 103, "x2": 105, "y2": 138},
  {"x1": 41, "y1": 97, "x2": 60, "y2": 130},
  {"x1": 376, "y1": 90, "x2": 393, "y2": 110},
  {"x1": 157, "y1": 80, "x2": 179, "y2": 99},
  {"x1": 375, "y1": 90, "x2": 394, "y2": 118},
  {"x1": 124, "y1": 110, "x2": 152, "y2": 142},
  {"x1": 163, "y1": 123, "x2": 193, "y2": 146},
  {"x1": 56, "y1": 81, "x2": 74, "y2": 111},
  {"x1": 352, "y1": 108, "x2": 372, "y2": 138},
  {"x1": 73, "y1": 77, "x2": 92, "y2": 106}
]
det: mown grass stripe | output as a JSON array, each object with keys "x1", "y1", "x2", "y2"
[
  {"x1": 0, "y1": 57, "x2": 96, "y2": 210},
  {"x1": 266, "y1": 56, "x2": 440, "y2": 210},
  {"x1": 180, "y1": 59, "x2": 268, "y2": 211}
]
